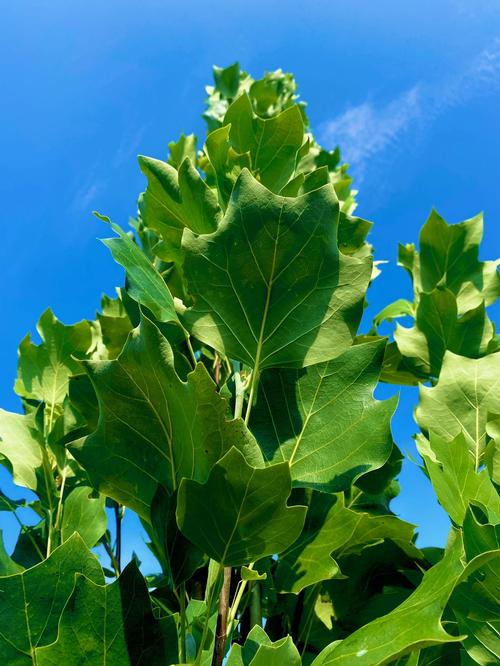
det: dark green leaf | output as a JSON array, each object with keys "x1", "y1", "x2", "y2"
[
  {"x1": 0, "y1": 534, "x2": 103, "y2": 664},
  {"x1": 177, "y1": 447, "x2": 306, "y2": 566},
  {"x1": 275, "y1": 493, "x2": 419, "y2": 594},
  {"x1": 35, "y1": 562, "x2": 178, "y2": 666},
  {"x1": 70, "y1": 314, "x2": 263, "y2": 518}
]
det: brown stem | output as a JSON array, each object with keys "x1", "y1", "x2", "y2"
[{"x1": 212, "y1": 566, "x2": 232, "y2": 666}]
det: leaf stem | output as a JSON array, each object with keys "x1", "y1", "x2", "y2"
[
  {"x1": 52, "y1": 466, "x2": 68, "y2": 547},
  {"x1": 249, "y1": 582, "x2": 261, "y2": 629},
  {"x1": 41, "y1": 449, "x2": 55, "y2": 558},
  {"x1": 2, "y1": 496, "x2": 44, "y2": 562},
  {"x1": 179, "y1": 581, "x2": 187, "y2": 663},
  {"x1": 226, "y1": 562, "x2": 254, "y2": 636},
  {"x1": 244, "y1": 371, "x2": 259, "y2": 425},
  {"x1": 183, "y1": 328, "x2": 198, "y2": 368},
  {"x1": 195, "y1": 562, "x2": 224, "y2": 666},
  {"x1": 102, "y1": 532, "x2": 120, "y2": 578}
]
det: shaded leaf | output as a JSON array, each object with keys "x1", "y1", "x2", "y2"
[
  {"x1": 450, "y1": 506, "x2": 500, "y2": 665},
  {"x1": 61, "y1": 486, "x2": 107, "y2": 549},
  {"x1": 70, "y1": 315, "x2": 262, "y2": 518},
  {"x1": 0, "y1": 534, "x2": 103, "y2": 664},
  {"x1": 275, "y1": 493, "x2": 419, "y2": 594},
  {"x1": 36, "y1": 562, "x2": 178, "y2": 666},
  {"x1": 177, "y1": 447, "x2": 306, "y2": 566},
  {"x1": 147, "y1": 484, "x2": 204, "y2": 588},
  {"x1": 312, "y1": 537, "x2": 465, "y2": 665}
]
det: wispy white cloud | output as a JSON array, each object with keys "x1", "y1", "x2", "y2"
[
  {"x1": 320, "y1": 39, "x2": 500, "y2": 182},
  {"x1": 113, "y1": 124, "x2": 148, "y2": 169},
  {"x1": 69, "y1": 180, "x2": 103, "y2": 215},
  {"x1": 321, "y1": 87, "x2": 422, "y2": 181}
]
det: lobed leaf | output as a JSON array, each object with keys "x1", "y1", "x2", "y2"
[
  {"x1": 70, "y1": 314, "x2": 263, "y2": 518},
  {"x1": 176, "y1": 447, "x2": 307, "y2": 566},
  {"x1": 0, "y1": 534, "x2": 103, "y2": 664},
  {"x1": 182, "y1": 169, "x2": 371, "y2": 372},
  {"x1": 251, "y1": 339, "x2": 397, "y2": 492}
]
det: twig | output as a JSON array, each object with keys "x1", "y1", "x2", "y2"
[{"x1": 212, "y1": 567, "x2": 232, "y2": 666}]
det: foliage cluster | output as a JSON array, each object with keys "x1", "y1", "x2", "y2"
[{"x1": 0, "y1": 62, "x2": 499, "y2": 665}]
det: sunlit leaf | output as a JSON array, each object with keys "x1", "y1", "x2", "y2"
[
  {"x1": 251, "y1": 340, "x2": 397, "y2": 492},
  {"x1": 182, "y1": 169, "x2": 371, "y2": 371}
]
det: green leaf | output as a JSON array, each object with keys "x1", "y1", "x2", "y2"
[
  {"x1": 450, "y1": 506, "x2": 500, "y2": 665},
  {"x1": 227, "y1": 625, "x2": 301, "y2": 665},
  {"x1": 138, "y1": 155, "x2": 220, "y2": 245},
  {"x1": 95, "y1": 308, "x2": 133, "y2": 360},
  {"x1": 213, "y1": 62, "x2": 241, "y2": 99},
  {"x1": 176, "y1": 447, "x2": 307, "y2": 566},
  {"x1": 394, "y1": 290, "x2": 494, "y2": 378},
  {"x1": 417, "y1": 432, "x2": 500, "y2": 525},
  {"x1": 0, "y1": 410, "x2": 45, "y2": 494},
  {"x1": 415, "y1": 351, "x2": 500, "y2": 471},
  {"x1": 182, "y1": 169, "x2": 371, "y2": 371},
  {"x1": 204, "y1": 123, "x2": 252, "y2": 205},
  {"x1": 312, "y1": 536, "x2": 466, "y2": 665},
  {"x1": 0, "y1": 530, "x2": 23, "y2": 576},
  {"x1": 168, "y1": 133, "x2": 197, "y2": 168},
  {"x1": 15, "y1": 309, "x2": 92, "y2": 409},
  {"x1": 485, "y1": 414, "x2": 500, "y2": 485},
  {"x1": 147, "y1": 484, "x2": 204, "y2": 588},
  {"x1": 251, "y1": 340, "x2": 397, "y2": 492},
  {"x1": 0, "y1": 534, "x2": 103, "y2": 664},
  {"x1": 241, "y1": 566, "x2": 267, "y2": 581},
  {"x1": 101, "y1": 221, "x2": 179, "y2": 324},
  {"x1": 70, "y1": 314, "x2": 263, "y2": 518},
  {"x1": 401, "y1": 210, "x2": 500, "y2": 313},
  {"x1": 60, "y1": 486, "x2": 107, "y2": 548},
  {"x1": 35, "y1": 562, "x2": 178, "y2": 666},
  {"x1": 223, "y1": 93, "x2": 304, "y2": 192},
  {"x1": 372, "y1": 299, "x2": 414, "y2": 330},
  {"x1": 275, "y1": 493, "x2": 419, "y2": 594}
]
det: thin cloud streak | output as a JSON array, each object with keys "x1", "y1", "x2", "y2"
[{"x1": 320, "y1": 39, "x2": 500, "y2": 182}]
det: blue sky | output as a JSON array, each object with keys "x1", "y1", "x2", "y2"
[{"x1": 1, "y1": 1, "x2": 500, "y2": 569}]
